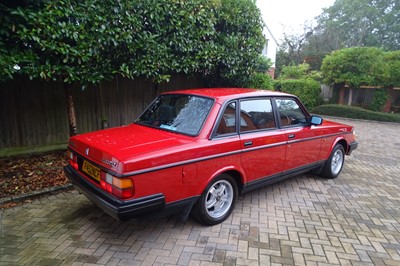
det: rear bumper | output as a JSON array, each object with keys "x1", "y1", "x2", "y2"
[
  {"x1": 64, "y1": 165, "x2": 165, "y2": 220},
  {"x1": 348, "y1": 141, "x2": 358, "y2": 155}
]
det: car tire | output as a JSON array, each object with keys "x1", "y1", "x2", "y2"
[
  {"x1": 192, "y1": 174, "x2": 238, "y2": 225},
  {"x1": 320, "y1": 144, "x2": 345, "y2": 179}
]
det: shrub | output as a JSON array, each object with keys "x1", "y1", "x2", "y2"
[
  {"x1": 254, "y1": 55, "x2": 273, "y2": 73},
  {"x1": 273, "y1": 78, "x2": 322, "y2": 110},
  {"x1": 279, "y1": 63, "x2": 310, "y2": 80},
  {"x1": 278, "y1": 63, "x2": 322, "y2": 82},
  {"x1": 312, "y1": 104, "x2": 400, "y2": 123},
  {"x1": 247, "y1": 73, "x2": 273, "y2": 90},
  {"x1": 370, "y1": 89, "x2": 388, "y2": 112},
  {"x1": 321, "y1": 47, "x2": 387, "y2": 87}
]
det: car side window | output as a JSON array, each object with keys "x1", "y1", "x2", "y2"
[
  {"x1": 216, "y1": 102, "x2": 237, "y2": 135},
  {"x1": 240, "y1": 99, "x2": 276, "y2": 132},
  {"x1": 276, "y1": 98, "x2": 308, "y2": 127}
]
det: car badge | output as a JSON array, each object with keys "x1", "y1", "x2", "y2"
[
  {"x1": 102, "y1": 159, "x2": 118, "y2": 168},
  {"x1": 85, "y1": 148, "x2": 90, "y2": 156}
]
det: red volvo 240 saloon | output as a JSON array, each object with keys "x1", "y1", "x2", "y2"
[{"x1": 64, "y1": 88, "x2": 358, "y2": 225}]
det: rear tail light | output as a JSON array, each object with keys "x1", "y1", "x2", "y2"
[
  {"x1": 67, "y1": 150, "x2": 78, "y2": 170},
  {"x1": 67, "y1": 150, "x2": 134, "y2": 199},
  {"x1": 100, "y1": 173, "x2": 134, "y2": 199}
]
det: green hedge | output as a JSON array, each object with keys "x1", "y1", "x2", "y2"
[
  {"x1": 273, "y1": 78, "x2": 321, "y2": 110},
  {"x1": 247, "y1": 73, "x2": 273, "y2": 90},
  {"x1": 312, "y1": 104, "x2": 400, "y2": 123},
  {"x1": 370, "y1": 89, "x2": 389, "y2": 112}
]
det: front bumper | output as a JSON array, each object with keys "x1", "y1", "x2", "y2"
[
  {"x1": 348, "y1": 141, "x2": 358, "y2": 155},
  {"x1": 64, "y1": 165, "x2": 165, "y2": 220}
]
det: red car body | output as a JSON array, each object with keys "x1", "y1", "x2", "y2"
[{"x1": 64, "y1": 88, "x2": 357, "y2": 225}]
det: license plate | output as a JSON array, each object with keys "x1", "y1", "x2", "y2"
[{"x1": 82, "y1": 160, "x2": 101, "y2": 182}]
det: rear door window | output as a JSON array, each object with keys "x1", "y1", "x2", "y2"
[{"x1": 239, "y1": 98, "x2": 276, "y2": 132}]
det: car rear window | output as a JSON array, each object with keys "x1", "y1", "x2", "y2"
[{"x1": 136, "y1": 94, "x2": 214, "y2": 136}]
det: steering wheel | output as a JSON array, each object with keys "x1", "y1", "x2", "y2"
[{"x1": 280, "y1": 114, "x2": 291, "y2": 126}]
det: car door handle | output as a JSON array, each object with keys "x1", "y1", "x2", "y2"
[
  {"x1": 244, "y1": 141, "x2": 253, "y2": 147},
  {"x1": 288, "y1": 134, "x2": 295, "y2": 139}
]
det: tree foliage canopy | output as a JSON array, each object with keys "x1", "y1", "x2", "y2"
[
  {"x1": 384, "y1": 50, "x2": 400, "y2": 87},
  {"x1": 207, "y1": 0, "x2": 265, "y2": 86},
  {"x1": 321, "y1": 47, "x2": 400, "y2": 87},
  {"x1": 276, "y1": 0, "x2": 400, "y2": 73},
  {"x1": 0, "y1": 0, "x2": 265, "y2": 86},
  {"x1": 317, "y1": 0, "x2": 400, "y2": 51}
]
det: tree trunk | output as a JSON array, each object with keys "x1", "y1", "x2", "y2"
[{"x1": 64, "y1": 83, "x2": 77, "y2": 136}]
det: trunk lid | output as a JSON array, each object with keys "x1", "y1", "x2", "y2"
[{"x1": 69, "y1": 124, "x2": 193, "y2": 173}]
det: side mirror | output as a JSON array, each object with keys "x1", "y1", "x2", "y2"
[{"x1": 310, "y1": 115, "x2": 323, "y2": 126}]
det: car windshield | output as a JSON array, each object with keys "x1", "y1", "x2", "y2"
[{"x1": 136, "y1": 94, "x2": 214, "y2": 136}]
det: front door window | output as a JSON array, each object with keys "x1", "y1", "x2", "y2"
[{"x1": 276, "y1": 99, "x2": 308, "y2": 127}]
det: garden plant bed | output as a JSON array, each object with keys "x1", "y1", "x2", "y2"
[{"x1": 0, "y1": 150, "x2": 70, "y2": 208}]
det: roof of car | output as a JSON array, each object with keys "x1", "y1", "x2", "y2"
[{"x1": 164, "y1": 88, "x2": 292, "y2": 103}]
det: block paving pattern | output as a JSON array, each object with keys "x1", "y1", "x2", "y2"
[{"x1": 1, "y1": 118, "x2": 400, "y2": 265}]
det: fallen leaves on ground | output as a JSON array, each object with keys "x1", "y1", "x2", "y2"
[{"x1": 0, "y1": 151, "x2": 69, "y2": 199}]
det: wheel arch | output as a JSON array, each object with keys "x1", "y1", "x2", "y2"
[
  {"x1": 330, "y1": 137, "x2": 349, "y2": 153},
  {"x1": 332, "y1": 138, "x2": 348, "y2": 153},
  {"x1": 224, "y1": 170, "x2": 244, "y2": 193},
  {"x1": 198, "y1": 167, "x2": 245, "y2": 196}
]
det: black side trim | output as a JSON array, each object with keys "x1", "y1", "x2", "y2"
[
  {"x1": 241, "y1": 141, "x2": 286, "y2": 153},
  {"x1": 64, "y1": 165, "x2": 165, "y2": 220},
  {"x1": 121, "y1": 131, "x2": 353, "y2": 177},
  {"x1": 120, "y1": 149, "x2": 242, "y2": 177},
  {"x1": 242, "y1": 161, "x2": 325, "y2": 193}
]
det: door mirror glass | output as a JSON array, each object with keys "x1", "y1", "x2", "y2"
[{"x1": 310, "y1": 115, "x2": 323, "y2": 126}]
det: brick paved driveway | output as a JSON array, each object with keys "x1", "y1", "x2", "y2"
[{"x1": 1, "y1": 118, "x2": 400, "y2": 266}]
